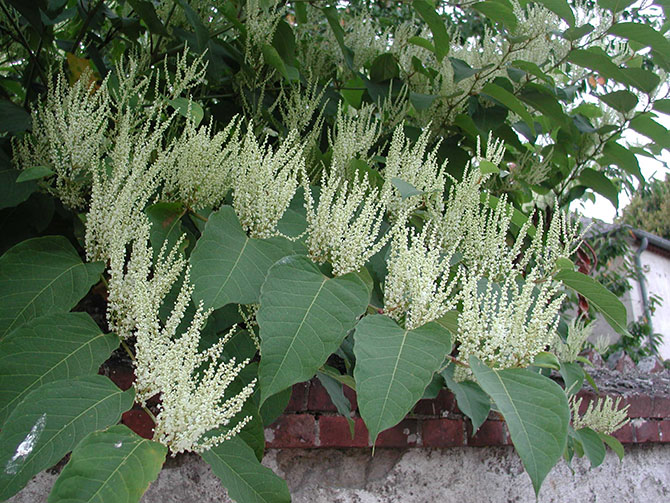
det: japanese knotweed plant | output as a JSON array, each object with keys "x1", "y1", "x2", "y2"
[{"x1": 1, "y1": 0, "x2": 658, "y2": 502}]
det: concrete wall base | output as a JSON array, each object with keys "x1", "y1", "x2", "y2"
[{"x1": 10, "y1": 444, "x2": 670, "y2": 503}]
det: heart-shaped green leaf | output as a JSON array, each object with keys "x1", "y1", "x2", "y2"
[
  {"x1": 354, "y1": 315, "x2": 451, "y2": 444},
  {"x1": 257, "y1": 255, "x2": 369, "y2": 403}
]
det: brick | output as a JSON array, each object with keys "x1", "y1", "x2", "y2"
[
  {"x1": 265, "y1": 414, "x2": 316, "y2": 448},
  {"x1": 286, "y1": 382, "x2": 309, "y2": 412},
  {"x1": 122, "y1": 409, "x2": 154, "y2": 439},
  {"x1": 375, "y1": 419, "x2": 420, "y2": 448},
  {"x1": 466, "y1": 420, "x2": 506, "y2": 446},
  {"x1": 659, "y1": 420, "x2": 670, "y2": 443},
  {"x1": 413, "y1": 399, "x2": 436, "y2": 416},
  {"x1": 651, "y1": 395, "x2": 670, "y2": 419},
  {"x1": 612, "y1": 422, "x2": 634, "y2": 444},
  {"x1": 318, "y1": 416, "x2": 369, "y2": 448},
  {"x1": 434, "y1": 390, "x2": 458, "y2": 415},
  {"x1": 307, "y1": 380, "x2": 336, "y2": 412},
  {"x1": 422, "y1": 418, "x2": 464, "y2": 447},
  {"x1": 344, "y1": 386, "x2": 358, "y2": 412},
  {"x1": 108, "y1": 366, "x2": 135, "y2": 391},
  {"x1": 634, "y1": 420, "x2": 660, "y2": 443},
  {"x1": 623, "y1": 393, "x2": 653, "y2": 418}
]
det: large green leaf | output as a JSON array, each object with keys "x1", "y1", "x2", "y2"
[
  {"x1": 47, "y1": 425, "x2": 166, "y2": 503},
  {"x1": 354, "y1": 315, "x2": 451, "y2": 444},
  {"x1": 0, "y1": 237, "x2": 104, "y2": 338},
  {"x1": 0, "y1": 100, "x2": 31, "y2": 134},
  {"x1": 473, "y1": 2, "x2": 517, "y2": 30},
  {"x1": 572, "y1": 427, "x2": 606, "y2": 468},
  {"x1": 469, "y1": 358, "x2": 569, "y2": 496},
  {"x1": 413, "y1": 0, "x2": 450, "y2": 61},
  {"x1": 630, "y1": 114, "x2": 670, "y2": 147},
  {"x1": 609, "y1": 23, "x2": 670, "y2": 70},
  {"x1": 127, "y1": 0, "x2": 169, "y2": 35},
  {"x1": 0, "y1": 376, "x2": 134, "y2": 500},
  {"x1": 535, "y1": 0, "x2": 575, "y2": 26},
  {"x1": 201, "y1": 436, "x2": 290, "y2": 503},
  {"x1": 257, "y1": 255, "x2": 369, "y2": 403},
  {"x1": 598, "y1": 90, "x2": 638, "y2": 113},
  {"x1": 600, "y1": 141, "x2": 643, "y2": 183},
  {"x1": 0, "y1": 313, "x2": 119, "y2": 426},
  {"x1": 554, "y1": 270, "x2": 628, "y2": 334},
  {"x1": 190, "y1": 207, "x2": 294, "y2": 310}
]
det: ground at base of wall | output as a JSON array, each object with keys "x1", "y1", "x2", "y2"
[{"x1": 10, "y1": 444, "x2": 670, "y2": 503}]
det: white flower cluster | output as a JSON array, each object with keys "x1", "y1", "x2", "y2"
[
  {"x1": 13, "y1": 71, "x2": 110, "y2": 209},
  {"x1": 329, "y1": 104, "x2": 381, "y2": 176},
  {"x1": 553, "y1": 319, "x2": 593, "y2": 363},
  {"x1": 232, "y1": 128, "x2": 305, "y2": 239},
  {"x1": 384, "y1": 224, "x2": 460, "y2": 329},
  {"x1": 570, "y1": 395, "x2": 630, "y2": 435},
  {"x1": 305, "y1": 171, "x2": 390, "y2": 276},
  {"x1": 383, "y1": 125, "x2": 447, "y2": 218},
  {"x1": 456, "y1": 269, "x2": 565, "y2": 377},
  {"x1": 162, "y1": 117, "x2": 240, "y2": 210}
]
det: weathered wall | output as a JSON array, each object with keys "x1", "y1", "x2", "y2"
[{"x1": 9, "y1": 444, "x2": 670, "y2": 503}]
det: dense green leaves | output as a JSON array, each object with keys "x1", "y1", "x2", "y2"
[
  {"x1": 482, "y1": 82, "x2": 534, "y2": 129},
  {"x1": 470, "y1": 358, "x2": 569, "y2": 496},
  {"x1": 0, "y1": 376, "x2": 134, "y2": 500},
  {"x1": 354, "y1": 315, "x2": 451, "y2": 444},
  {"x1": 190, "y1": 207, "x2": 294, "y2": 310},
  {"x1": 554, "y1": 270, "x2": 628, "y2": 334},
  {"x1": 202, "y1": 436, "x2": 291, "y2": 503},
  {"x1": 0, "y1": 237, "x2": 104, "y2": 338},
  {"x1": 257, "y1": 255, "x2": 369, "y2": 402},
  {"x1": 578, "y1": 168, "x2": 619, "y2": 207},
  {"x1": 413, "y1": 0, "x2": 450, "y2": 61},
  {"x1": 0, "y1": 313, "x2": 118, "y2": 425},
  {"x1": 48, "y1": 425, "x2": 166, "y2": 503}
]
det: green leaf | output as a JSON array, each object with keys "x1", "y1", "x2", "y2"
[
  {"x1": 413, "y1": 0, "x2": 450, "y2": 61},
  {"x1": 609, "y1": 23, "x2": 670, "y2": 70},
  {"x1": 573, "y1": 427, "x2": 606, "y2": 467},
  {"x1": 653, "y1": 98, "x2": 670, "y2": 115},
  {"x1": 168, "y1": 97, "x2": 204, "y2": 126},
  {"x1": 0, "y1": 237, "x2": 104, "y2": 338},
  {"x1": 322, "y1": 6, "x2": 355, "y2": 70},
  {"x1": 317, "y1": 372, "x2": 355, "y2": 436},
  {"x1": 620, "y1": 67, "x2": 660, "y2": 94},
  {"x1": 390, "y1": 177, "x2": 424, "y2": 199},
  {"x1": 202, "y1": 435, "x2": 291, "y2": 503},
  {"x1": 408, "y1": 36, "x2": 434, "y2": 52},
  {"x1": 578, "y1": 168, "x2": 619, "y2": 208},
  {"x1": 559, "y1": 361, "x2": 585, "y2": 395},
  {"x1": 599, "y1": 90, "x2": 638, "y2": 114},
  {"x1": 598, "y1": 432, "x2": 624, "y2": 460},
  {"x1": 481, "y1": 192, "x2": 536, "y2": 237},
  {"x1": 354, "y1": 315, "x2": 451, "y2": 444},
  {"x1": 272, "y1": 19, "x2": 296, "y2": 63},
  {"x1": 258, "y1": 387, "x2": 292, "y2": 427},
  {"x1": 176, "y1": 0, "x2": 209, "y2": 51},
  {"x1": 554, "y1": 270, "x2": 628, "y2": 335},
  {"x1": 473, "y1": 2, "x2": 518, "y2": 30},
  {"x1": 0, "y1": 376, "x2": 134, "y2": 500},
  {"x1": 598, "y1": 0, "x2": 635, "y2": 12},
  {"x1": 0, "y1": 100, "x2": 31, "y2": 134},
  {"x1": 536, "y1": 0, "x2": 575, "y2": 26},
  {"x1": 190, "y1": 206, "x2": 294, "y2": 310},
  {"x1": 127, "y1": 0, "x2": 169, "y2": 36},
  {"x1": 0, "y1": 168, "x2": 37, "y2": 210},
  {"x1": 257, "y1": 255, "x2": 369, "y2": 402},
  {"x1": 370, "y1": 53, "x2": 400, "y2": 82},
  {"x1": 532, "y1": 352, "x2": 560, "y2": 370},
  {"x1": 562, "y1": 23, "x2": 594, "y2": 41},
  {"x1": 469, "y1": 357, "x2": 569, "y2": 496},
  {"x1": 0, "y1": 313, "x2": 118, "y2": 426},
  {"x1": 518, "y1": 83, "x2": 566, "y2": 126},
  {"x1": 442, "y1": 366, "x2": 490, "y2": 433},
  {"x1": 261, "y1": 43, "x2": 299, "y2": 81},
  {"x1": 555, "y1": 258, "x2": 574, "y2": 270},
  {"x1": 409, "y1": 92, "x2": 438, "y2": 112},
  {"x1": 434, "y1": 310, "x2": 460, "y2": 333},
  {"x1": 47, "y1": 425, "x2": 166, "y2": 503},
  {"x1": 600, "y1": 141, "x2": 643, "y2": 183},
  {"x1": 478, "y1": 160, "x2": 499, "y2": 175},
  {"x1": 630, "y1": 114, "x2": 670, "y2": 147},
  {"x1": 15, "y1": 166, "x2": 54, "y2": 183},
  {"x1": 482, "y1": 82, "x2": 534, "y2": 129},
  {"x1": 450, "y1": 58, "x2": 487, "y2": 83}
]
